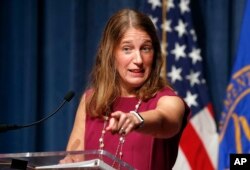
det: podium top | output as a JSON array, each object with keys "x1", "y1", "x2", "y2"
[{"x1": 0, "y1": 150, "x2": 134, "y2": 170}]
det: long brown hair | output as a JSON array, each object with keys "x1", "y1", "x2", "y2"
[{"x1": 86, "y1": 9, "x2": 168, "y2": 117}]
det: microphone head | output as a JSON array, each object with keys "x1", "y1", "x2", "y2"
[{"x1": 64, "y1": 91, "x2": 75, "y2": 102}]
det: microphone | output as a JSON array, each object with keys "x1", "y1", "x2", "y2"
[{"x1": 0, "y1": 91, "x2": 75, "y2": 133}]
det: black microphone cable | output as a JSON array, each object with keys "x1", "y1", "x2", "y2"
[{"x1": 0, "y1": 91, "x2": 75, "y2": 133}]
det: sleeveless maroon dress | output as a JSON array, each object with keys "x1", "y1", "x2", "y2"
[{"x1": 85, "y1": 87, "x2": 190, "y2": 170}]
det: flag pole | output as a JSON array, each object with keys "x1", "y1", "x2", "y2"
[{"x1": 161, "y1": 0, "x2": 167, "y2": 82}]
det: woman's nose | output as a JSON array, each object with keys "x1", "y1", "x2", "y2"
[{"x1": 133, "y1": 51, "x2": 143, "y2": 64}]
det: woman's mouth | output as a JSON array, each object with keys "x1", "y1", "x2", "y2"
[{"x1": 128, "y1": 69, "x2": 145, "y2": 73}]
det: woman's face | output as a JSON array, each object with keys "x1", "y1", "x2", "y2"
[{"x1": 114, "y1": 28, "x2": 154, "y2": 95}]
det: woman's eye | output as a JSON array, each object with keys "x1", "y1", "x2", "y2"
[
  {"x1": 122, "y1": 47, "x2": 132, "y2": 54},
  {"x1": 141, "y1": 46, "x2": 152, "y2": 53}
]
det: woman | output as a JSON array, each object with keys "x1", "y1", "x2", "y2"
[{"x1": 61, "y1": 9, "x2": 190, "y2": 170}]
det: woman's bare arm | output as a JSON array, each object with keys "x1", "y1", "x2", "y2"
[
  {"x1": 107, "y1": 95, "x2": 185, "y2": 138},
  {"x1": 66, "y1": 93, "x2": 86, "y2": 151},
  {"x1": 59, "y1": 94, "x2": 87, "y2": 164}
]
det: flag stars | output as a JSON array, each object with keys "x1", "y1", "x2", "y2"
[
  {"x1": 161, "y1": 19, "x2": 172, "y2": 32},
  {"x1": 168, "y1": 66, "x2": 183, "y2": 83},
  {"x1": 166, "y1": 0, "x2": 175, "y2": 11},
  {"x1": 148, "y1": 0, "x2": 161, "y2": 10},
  {"x1": 184, "y1": 91, "x2": 198, "y2": 108},
  {"x1": 174, "y1": 19, "x2": 187, "y2": 37},
  {"x1": 179, "y1": 0, "x2": 190, "y2": 14},
  {"x1": 171, "y1": 43, "x2": 186, "y2": 60},
  {"x1": 201, "y1": 78, "x2": 206, "y2": 84},
  {"x1": 189, "y1": 47, "x2": 202, "y2": 64},
  {"x1": 149, "y1": 15, "x2": 159, "y2": 29},
  {"x1": 190, "y1": 29, "x2": 197, "y2": 41},
  {"x1": 186, "y1": 70, "x2": 200, "y2": 86},
  {"x1": 145, "y1": 0, "x2": 207, "y2": 113}
]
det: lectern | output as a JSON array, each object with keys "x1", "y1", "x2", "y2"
[{"x1": 0, "y1": 150, "x2": 134, "y2": 170}]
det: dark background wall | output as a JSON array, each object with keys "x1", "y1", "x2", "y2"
[{"x1": 0, "y1": 0, "x2": 246, "y2": 153}]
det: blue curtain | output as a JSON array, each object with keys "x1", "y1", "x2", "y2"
[
  {"x1": 194, "y1": 0, "x2": 246, "y2": 121},
  {"x1": 0, "y1": 0, "x2": 246, "y2": 153}
]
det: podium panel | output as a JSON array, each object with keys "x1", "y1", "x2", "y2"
[{"x1": 0, "y1": 150, "x2": 134, "y2": 170}]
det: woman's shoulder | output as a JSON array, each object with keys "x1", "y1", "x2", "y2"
[
  {"x1": 83, "y1": 88, "x2": 94, "y2": 99},
  {"x1": 156, "y1": 86, "x2": 177, "y2": 97},
  {"x1": 158, "y1": 86, "x2": 191, "y2": 117},
  {"x1": 145, "y1": 86, "x2": 177, "y2": 104}
]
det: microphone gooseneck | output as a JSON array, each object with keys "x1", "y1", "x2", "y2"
[
  {"x1": 0, "y1": 91, "x2": 75, "y2": 133},
  {"x1": 64, "y1": 91, "x2": 75, "y2": 102}
]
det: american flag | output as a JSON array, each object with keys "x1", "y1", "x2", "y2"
[{"x1": 143, "y1": 0, "x2": 218, "y2": 169}]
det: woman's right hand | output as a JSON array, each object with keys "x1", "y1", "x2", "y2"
[{"x1": 59, "y1": 154, "x2": 85, "y2": 164}]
